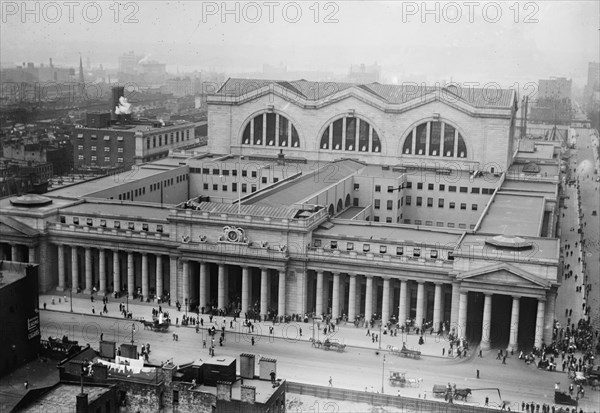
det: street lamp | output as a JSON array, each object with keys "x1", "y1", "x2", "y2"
[
  {"x1": 131, "y1": 323, "x2": 136, "y2": 344},
  {"x1": 69, "y1": 284, "x2": 73, "y2": 313},
  {"x1": 126, "y1": 291, "x2": 129, "y2": 313},
  {"x1": 185, "y1": 298, "x2": 188, "y2": 317},
  {"x1": 381, "y1": 355, "x2": 386, "y2": 394},
  {"x1": 379, "y1": 317, "x2": 383, "y2": 350}
]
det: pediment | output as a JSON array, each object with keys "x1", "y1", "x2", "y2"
[
  {"x1": 0, "y1": 216, "x2": 39, "y2": 237},
  {"x1": 457, "y1": 263, "x2": 549, "y2": 289}
]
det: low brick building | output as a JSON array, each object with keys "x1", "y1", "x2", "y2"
[{"x1": 53, "y1": 346, "x2": 285, "y2": 413}]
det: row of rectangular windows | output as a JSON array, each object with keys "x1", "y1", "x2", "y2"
[
  {"x1": 77, "y1": 155, "x2": 123, "y2": 162},
  {"x1": 369, "y1": 182, "x2": 495, "y2": 194},
  {"x1": 203, "y1": 182, "x2": 259, "y2": 193},
  {"x1": 60, "y1": 216, "x2": 164, "y2": 232},
  {"x1": 372, "y1": 197, "x2": 478, "y2": 211},
  {"x1": 77, "y1": 134, "x2": 124, "y2": 141},
  {"x1": 313, "y1": 239, "x2": 453, "y2": 260},
  {"x1": 146, "y1": 129, "x2": 192, "y2": 149},
  {"x1": 77, "y1": 146, "x2": 124, "y2": 153}
]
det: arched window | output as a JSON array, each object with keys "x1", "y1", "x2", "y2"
[
  {"x1": 320, "y1": 116, "x2": 381, "y2": 153},
  {"x1": 401, "y1": 121, "x2": 467, "y2": 158},
  {"x1": 241, "y1": 112, "x2": 300, "y2": 148}
]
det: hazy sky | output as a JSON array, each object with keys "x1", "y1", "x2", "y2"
[{"x1": 1, "y1": 0, "x2": 598, "y2": 87}]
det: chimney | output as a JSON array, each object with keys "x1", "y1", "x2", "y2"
[
  {"x1": 216, "y1": 381, "x2": 232, "y2": 401},
  {"x1": 76, "y1": 393, "x2": 89, "y2": 413},
  {"x1": 259, "y1": 357, "x2": 276, "y2": 381},
  {"x1": 240, "y1": 354, "x2": 255, "y2": 379},
  {"x1": 241, "y1": 386, "x2": 256, "y2": 404},
  {"x1": 111, "y1": 86, "x2": 125, "y2": 121},
  {"x1": 277, "y1": 149, "x2": 285, "y2": 166}
]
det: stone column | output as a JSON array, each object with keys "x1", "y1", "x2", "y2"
[
  {"x1": 544, "y1": 290, "x2": 556, "y2": 345},
  {"x1": 534, "y1": 299, "x2": 546, "y2": 348},
  {"x1": 415, "y1": 281, "x2": 425, "y2": 328},
  {"x1": 199, "y1": 262, "x2": 208, "y2": 310},
  {"x1": 481, "y1": 293, "x2": 493, "y2": 350},
  {"x1": 399, "y1": 280, "x2": 407, "y2": 326},
  {"x1": 508, "y1": 296, "x2": 520, "y2": 352},
  {"x1": 316, "y1": 270, "x2": 324, "y2": 316},
  {"x1": 458, "y1": 291, "x2": 468, "y2": 338},
  {"x1": 113, "y1": 250, "x2": 120, "y2": 294},
  {"x1": 296, "y1": 270, "x2": 307, "y2": 316},
  {"x1": 71, "y1": 246, "x2": 78, "y2": 293},
  {"x1": 98, "y1": 249, "x2": 106, "y2": 296},
  {"x1": 348, "y1": 274, "x2": 357, "y2": 322},
  {"x1": 332, "y1": 272, "x2": 340, "y2": 319},
  {"x1": 57, "y1": 244, "x2": 65, "y2": 292},
  {"x1": 260, "y1": 268, "x2": 268, "y2": 317},
  {"x1": 182, "y1": 260, "x2": 190, "y2": 305},
  {"x1": 170, "y1": 256, "x2": 178, "y2": 302},
  {"x1": 241, "y1": 266, "x2": 250, "y2": 313},
  {"x1": 382, "y1": 278, "x2": 390, "y2": 324},
  {"x1": 10, "y1": 244, "x2": 18, "y2": 262},
  {"x1": 156, "y1": 255, "x2": 163, "y2": 301},
  {"x1": 278, "y1": 270, "x2": 286, "y2": 316},
  {"x1": 141, "y1": 253, "x2": 149, "y2": 300},
  {"x1": 433, "y1": 283, "x2": 442, "y2": 332},
  {"x1": 450, "y1": 282, "x2": 460, "y2": 328},
  {"x1": 218, "y1": 264, "x2": 226, "y2": 310},
  {"x1": 28, "y1": 246, "x2": 36, "y2": 263},
  {"x1": 84, "y1": 247, "x2": 92, "y2": 294},
  {"x1": 127, "y1": 252, "x2": 134, "y2": 299},
  {"x1": 365, "y1": 275, "x2": 374, "y2": 321}
]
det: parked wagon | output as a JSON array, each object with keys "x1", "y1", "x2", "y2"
[
  {"x1": 387, "y1": 344, "x2": 421, "y2": 359},
  {"x1": 322, "y1": 338, "x2": 346, "y2": 352},
  {"x1": 432, "y1": 385, "x2": 450, "y2": 398},
  {"x1": 143, "y1": 319, "x2": 170, "y2": 332}
]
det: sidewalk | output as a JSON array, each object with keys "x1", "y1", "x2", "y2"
[{"x1": 39, "y1": 292, "x2": 456, "y2": 359}]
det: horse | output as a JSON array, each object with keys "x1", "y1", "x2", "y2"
[
  {"x1": 454, "y1": 388, "x2": 471, "y2": 400},
  {"x1": 406, "y1": 378, "x2": 423, "y2": 387}
]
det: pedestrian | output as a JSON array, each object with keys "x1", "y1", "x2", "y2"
[
  {"x1": 485, "y1": 396, "x2": 489, "y2": 406},
  {"x1": 476, "y1": 369, "x2": 480, "y2": 378},
  {"x1": 442, "y1": 348, "x2": 445, "y2": 356},
  {"x1": 251, "y1": 337, "x2": 255, "y2": 346},
  {"x1": 479, "y1": 349, "x2": 482, "y2": 357},
  {"x1": 502, "y1": 355, "x2": 507, "y2": 364},
  {"x1": 203, "y1": 339, "x2": 206, "y2": 348},
  {"x1": 92, "y1": 306, "x2": 95, "y2": 314},
  {"x1": 24, "y1": 381, "x2": 29, "y2": 390},
  {"x1": 100, "y1": 333, "x2": 103, "y2": 341},
  {"x1": 329, "y1": 376, "x2": 333, "y2": 387}
]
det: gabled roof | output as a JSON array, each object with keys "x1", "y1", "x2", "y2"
[
  {"x1": 457, "y1": 262, "x2": 550, "y2": 289},
  {"x1": 215, "y1": 78, "x2": 516, "y2": 110},
  {"x1": 0, "y1": 215, "x2": 39, "y2": 237}
]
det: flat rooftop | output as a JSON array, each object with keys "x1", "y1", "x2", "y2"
[
  {"x1": 478, "y1": 193, "x2": 545, "y2": 237},
  {"x1": 0, "y1": 196, "x2": 77, "y2": 213},
  {"x1": 59, "y1": 201, "x2": 173, "y2": 221},
  {"x1": 194, "y1": 378, "x2": 279, "y2": 404},
  {"x1": 500, "y1": 180, "x2": 557, "y2": 196},
  {"x1": 460, "y1": 233, "x2": 559, "y2": 262},
  {"x1": 247, "y1": 159, "x2": 365, "y2": 207},
  {"x1": 46, "y1": 165, "x2": 183, "y2": 199},
  {"x1": 19, "y1": 384, "x2": 111, "y2": 412},
  {"x1": 315, "y1": 220, "x2": 462, "y2": 246}
]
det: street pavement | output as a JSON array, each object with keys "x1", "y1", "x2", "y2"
[{"x1": 38, "y1": 294, "x2": 600, "y2": 412}]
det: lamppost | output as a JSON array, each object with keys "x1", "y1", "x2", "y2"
[
  {"x1": 381, "y1": 355, "x2": 386, "y2": 394},
  {"x1": 185, "y1": 298, "x2": 188, "y2": 317},
  {"x1": 69, "y1": 284, "x2": 73, "y2": 313},
  {"x1": 126, "y1": 291, "x2": 129, "y2": 313},
  {"x1": 379, "y1": 317, "x2": 383, "y2": 351},
  {"x1": 130, "y1": 323, "x2": 136, "y2": 344}
]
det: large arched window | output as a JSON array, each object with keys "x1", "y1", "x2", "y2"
[
  {"x1": 402, "y1": 121, "x2": 467, "y2": 158},
  {"x1": 320, "y1": 116, "x2": 381, "y2": 153},
  {"x1": 241, "y1": 112, "x2": 300, "y2": 148}
]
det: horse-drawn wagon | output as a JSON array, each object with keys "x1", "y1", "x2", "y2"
[
  {"x1": 389, "y1": 371, "x2": 422, "y2": 388},
  {"x1": 311, "y1": 338, "x2": 346, "y2": 352},
  {"x1": 387, "y1": 344, "x2": 421, "y2": 359},
  {"x1": 143, "y1": 319, "x2": 170, "y2": 332}
]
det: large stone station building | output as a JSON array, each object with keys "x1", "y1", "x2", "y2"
[{"x1": 0, "y1": 78, "x2": 563, "y2": 350}]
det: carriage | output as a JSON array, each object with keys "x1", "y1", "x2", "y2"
[
  {"x1": 143, "y1": 319, "x2": 170, "y2": 332},
  {"x1": 389, "y1": 371, "x2": 422, "y2": 388},
  {"x1": 554, "y1": 391, "x2": 577, "y2": 406},
  {"x1": 311, "y1": 338, "x2": 346, "y2": 352},
  {"x1": 387, "y1": 344, "x2": 422, "y2": 359}
]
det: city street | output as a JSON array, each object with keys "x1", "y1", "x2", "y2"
[{"x1": 39, "y1": 297, "x2": 600, "y2": 412}]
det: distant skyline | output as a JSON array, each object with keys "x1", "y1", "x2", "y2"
[{"x1": 1, "y1": 1, "x2": 598, "y2": 88}]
